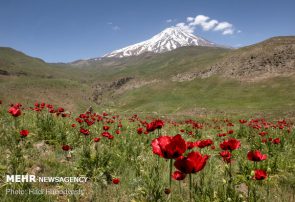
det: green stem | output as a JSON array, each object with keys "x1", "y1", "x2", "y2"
[
  {"x1": 169, "y1": 159, "x2": 173, "y2": 188},
  {"x1": 156, "y1": 156, "x2": 160, "y2": 176},
  {"x1": 189, "y1": 174, "x2": 192, "y2": 202},
  {"x1": 179, "y1": 181, "x2": 182, "y2": 196},
  {"x1": 253, "y1": 181, "x2": 257, "y2": 202},
  {"x1": 14, "y1": 117, "x2": 18, "y2": 129},
  {"x1": 267, "y1": 181, "x2": 270, "y2": 201},
  {"x1": 168, "y1": 159, "x2": 173, "y2": 201}
]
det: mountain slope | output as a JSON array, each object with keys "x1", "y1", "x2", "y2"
[
  {"x1": 173, "y1": 36, "x2": 295, "y2": 82},
  {"x1": 213, "y1": 36, "x2": 295, "y2": 80},
  {"x1": 1, "y1": 36, "x2": 295, "y2": 115},
  {"x1": 103, "y1": 27, "x2": 216, "y2": 58},
  {"x1": 0, "y1": 47, "x2": 94, "y2": 112}
]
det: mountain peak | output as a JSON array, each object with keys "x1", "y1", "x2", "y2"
[{"x1": 103, "y1": 27, "x2": 216, "y2": 58}]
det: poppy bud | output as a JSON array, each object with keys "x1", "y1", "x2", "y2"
[
  {"x1": 112, "y1": 178, "x2": 120, "y2": 184},
  {"x1": 164, "y1": 188, "x2": 171, "y2": 195}
]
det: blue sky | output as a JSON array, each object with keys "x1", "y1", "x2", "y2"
[{"x1": 0, "y1": 0, "x2": 294, "y2": 62}]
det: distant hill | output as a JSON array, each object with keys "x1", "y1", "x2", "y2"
[
  {"x1": 0, "y1": 36, "x2": 295, "y2": 115},
  {"x1": 0, "y1": 47, "x2": 94, "y2": 112},
  {"x1": 172, "y1": 36, "x2": 295, "y2": 82}
]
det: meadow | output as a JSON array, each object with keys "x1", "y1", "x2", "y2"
[{"x1": 0, "y1": 101, "x2": 294, "y2": 202}]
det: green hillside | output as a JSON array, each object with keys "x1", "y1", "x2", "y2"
[
  {"x1": 0, "y1": 48, "x2": 94, "y2": 111},
  {"x1": 0, "y1": 37, "x2": 294, "y2": 116}
]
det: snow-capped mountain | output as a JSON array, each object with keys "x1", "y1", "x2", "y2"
[{"x1": 104, "y1": 27, "x2": 216, "y2": 58}]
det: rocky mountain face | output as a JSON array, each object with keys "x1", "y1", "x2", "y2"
[
  {"x1": 92, "y1": 77, "x2": 134, "y2": 104},
  {"x1": 103, "y1": 27, "x2": 216, "y2": 58},
  {"x1": 172, "y1": 36, "x2": 295, "y2": 82}
]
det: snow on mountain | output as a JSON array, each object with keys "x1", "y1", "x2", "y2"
[{"x1": 103, "y1": 27, "x2": 216, "y2": 58}]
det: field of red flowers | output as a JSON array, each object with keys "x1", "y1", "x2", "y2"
[{"x1": 0, "y1": 101, "x2": 295, "y2": 202}]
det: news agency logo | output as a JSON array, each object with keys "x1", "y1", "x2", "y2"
[{"x1": 6, "y1": 175, "x2": 88, "y2": 183}]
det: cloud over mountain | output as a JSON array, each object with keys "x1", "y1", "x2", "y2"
[{"x1": 176, "y1": 14, "x2": 236, "y2": 35}]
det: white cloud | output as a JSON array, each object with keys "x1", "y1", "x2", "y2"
[
  {"x1": 175, "y1": 22, "x2": 194, "y2": 33},
  {"x1": 166, "y1": 19, "x2": 178, "y2": 23},
  {"x1": 188, "y1": 15, "x2": 218, "y2": 31},
  {"x1": 214, "y1": 22, "x2": 233, "y2": 31},
  {"x1": 186, "y1": 16, "x2": 194, "y2": 22},
  {"x1": 222, "y1": 29, "x2": 234, "y2": 35},
  {"x1": 174, "y1": 14, "x2": 236, "y2": 35},
  {"x1": 203, "y1": 20, "x2": 219, "y2": 31},
  {"x1": 193, "y1": 15, "x2": 210, "y2": 25}
]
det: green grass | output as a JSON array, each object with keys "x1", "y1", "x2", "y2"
[
  {"x1": 0, "y1": 104, "x2": 294, "y2": 201},
  {"x1": 1, "y1": 39, "x2": 295, "y2": 116},
  {"x1": 114, "y1": 76, "x2": 295, "y2": 115}
]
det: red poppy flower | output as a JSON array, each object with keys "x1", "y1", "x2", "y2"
[
  {"x1": 20, "y1": 130, "x2": 29, "y2": 137},
  {"x1": 261, "y1": 138, "x2": 267, "y2": 143},
  {"x1": 151, "y1": 134, "x2": 187, "y2": 159},
  {"x1": 108, "y1": 135, "x2": 114, "y2": 139},
  {"x1": 101, "y1": 131, "x2": 114, "y2": 139},
  {"x1": 46, "y1": 104, "x2": 53, "y2": 109},
  {"x1": 137, "y1": 128, "x2": 143, "y2": 134},
  {"x1": 247, "y1": 150, "x2": 267, "y2": 162},
  {"x1": 217, "y1": 133, "x2": 227, "y2": 137},
  {"x1": 154, "y1": 119, "x2": 164, "y2": 129},
  {"x1": 174, "y1": 151, "x2": 210, "y2": 174},
  {"x1": 75, "y1": 118, "x2": 83, "y2": 123},
  {"x1": 8, "y1": 106, "x2": 21, "y2": 117},
  {"x1": 172, "y1": 170, "x2": 186, "y2": 180},
  {"x1": 103, "y1": 126, "x2": 110, "y2": 131},
  {"x1": 102, "y1": 131, "x2": 111, "y2": 137},
  {"x1": 57, "y1": 107, "x2": 64, "y2": 113},
  {"x1": 146, "y1": 122, "x2": 155, "y2": 132},
  {"x1": 197, "y1": 139, "x2": 214, "y2": 148},
  {"x1": 186, "y1": 141, "x2": 195, "y2": 150},
  {"x1": 85, "y1": 119, "x2": 94, "y2": 126},
  {"x1": 227, "y1": 130, "x2": 234, "y2": 134},
  {"x1": 220, "y1": 150, "x2": 232, "y2": 163},
  {"x1": 272, "y1": 138, "x2": 281, "y2": 144},
  {"x1": 220, "y1": 138, "x2": 241, "y2": 151},
  {"x1": 112, "y1": 178, "x2": 120, "y2": 184},
  {"x1": 259, "y1": 131, "x2": 268, "y2": 136},
  {"x1": 102, "y1": 112, "x2": 108, "y2": 116},
  {"x1": 115, "y1": 130, "x2": 121, "y2": 134},
  {"x1": 227, "y1": 123, "x2": 234, "y2": 127},
  {"x1": 146, "y1": 119, "x2": 165, "y2": 132},
  {"x1": 62, "y1": 145, "x2": 71, "y2": 151},
  {"x1": 239, "y1": 119, "x2": 247, "y2": 124},
  {"x1": 254, "y1": 169, "x2": 267, "y2": 180},
  {"x1": 80, "y1": 128, "x2": 90, "y2": 135},
  {"x1": 71, "y1": 124, "x2": 76, "y2": 128},
  {"x1": 94, "y1": 137, "x2": 100, "y2": 142}
]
